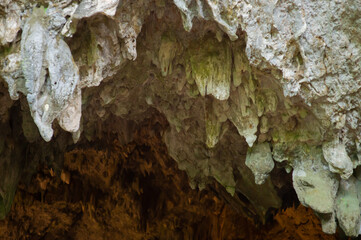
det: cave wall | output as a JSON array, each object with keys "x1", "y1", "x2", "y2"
[
  {"x1": 1, "y1": 0, "x2": 361, "y2": 237},
  {"x1": 0, "y1": 117, "x2": 338, "y2": 240}
]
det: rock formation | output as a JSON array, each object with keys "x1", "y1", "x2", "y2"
[{"x1": 1, "y1": 0, "x2": 361, "y2": 237}]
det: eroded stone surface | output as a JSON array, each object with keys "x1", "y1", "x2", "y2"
[
  {"x1": 292, "y1": 147, "x2": 338, "y2": 216},
  {"x1": 0, "y1": 1, "x2": 21, "y2": 45},
  {"x1": 323, "y1": 140, "x2": 353, "y2": 179},
  {"x1": 335, "y1": 177, "x2": 361, "y2": 237},
  {"x1": 245, "y1": 142, "x2": 274, "y2": 185},
  {"x1": 1, "y1": 0, "x2": 361, "y2": 237},
  {"x1": 20, "y1": 7, "x2": 80, "y2": 141}
]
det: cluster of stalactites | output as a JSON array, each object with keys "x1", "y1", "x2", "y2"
[
  {"x1": 2, "y1": 1, "x2": 361, "y2": 237},
  {"x1": 1, "y1": 0, "x2": 148, "y2": 142},
  {"x1": 2, "y1": 6, "x2": 81, "y2": 142},
  {"x1": 271, "y1": 140, "x2": 361, "y2": 236},
  {"x1": 240, "y1": 136, "x2": 361, "y2": 236}
]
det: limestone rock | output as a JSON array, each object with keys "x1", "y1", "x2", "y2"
[
  {"x1": 245, "y1": 142, "x2": 274, "y2": 185},
  {"x1": 21, "y1": 7, "x2": 80, "y2": 141},
  {"x1": 227, "y1": 85, "x2": 258, "y2": 147},
  {"x1": 159, "y1": 33, "x2": 179, "y2": 77},
  {"x1": 2, "y1": 0, "x2": 361, "y2": 237},
  {"x1": 73, "y1": 0, "x2": 120, "y2": 19},
  {"x1": 319, "y1": 211, "x2": 337, "y2": 235},
  {"x1": 187, "y1": 37, "x2": 232, "y2": 101},
  {"x1": 205, "y1": 99, "x2": 222, "y2": 148},
  {"x1": 335, "y1": 177, "x2": 361, "y2": 237},
  {"x1": 323, "y1": 140, "x2": 353, "y2": 179},
  {"x1": 292, "y1": 147, "x2": 338, "y2": 217},
  {"x1": 0, "y1": 1, "x2": 21, "y2": 45},
  {"x1": 1, "y1": 52, "x2": 23, "y2": 100}
]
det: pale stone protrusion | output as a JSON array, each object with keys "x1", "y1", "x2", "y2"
[
  {"x1": 159, "y1": 33, "x2": 178, "y2": 77},
  {"x1": 335, "y1": 177, "x2": 361, "y2": 237},
  {"x1": 73, "y1": 0, "x2": 120, "y2": 19},
  {"x1": 292, "y1": 148, "x2": 339, "y2": 226},
  {"x1": 245, "y1": 142, "x2": 274, "y2": 184},
  {"x1": 322, "y1": 140, "x2": 353, "y2": 179},
  {"x1": 188, "y1": 38, "x2": 232, "y2": 101},
  {"x1": 21, "y1": 7, "x2": 80, "y2": 141}
]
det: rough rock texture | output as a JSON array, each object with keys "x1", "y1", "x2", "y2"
[
  {"x1": 245, "y1": 142, "x2": 274, "y2": 185},
  {"x1": 1, "y1": 0, "x2": 361, "y2": 237},
  {"x1": 0, "y1": 120, "x2": 341, "y2": 240}
]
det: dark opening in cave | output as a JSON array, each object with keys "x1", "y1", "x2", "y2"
[{"x1": 0, "y1": 104, "x2": 343, "y2": 239}]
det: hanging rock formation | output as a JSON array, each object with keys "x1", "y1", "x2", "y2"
[{"x1": 1, "y1": 0, "x2": 361, "y2": 237}]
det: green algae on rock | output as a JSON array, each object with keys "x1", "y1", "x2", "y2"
[{"x1": 1, "y1": 0, "x2": 361, "y2": 237}]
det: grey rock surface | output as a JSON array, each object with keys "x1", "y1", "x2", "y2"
[
  {"x1": 1, "y1": 0, "x2": 361, "y2": 236},
  {"x1": 20, "y1": 7, "x2": 80, "y2": 141},
  {"x1": 323, "y1": 139, "x2": 353, "y2": 179},
  {"x1": 335, "y1": 177, "x2": 361, "y2": 237},
  {"x1": 245, "y1": 142, "x2": 274, "y2": 185}
]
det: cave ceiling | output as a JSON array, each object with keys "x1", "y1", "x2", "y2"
[{"x1": 1, "y1": 0, "x2": 361, "y2": 238}]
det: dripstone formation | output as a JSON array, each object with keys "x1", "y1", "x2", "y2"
[{"x1": 1, "y1": 0, "x2": 361, "y2": 237}]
